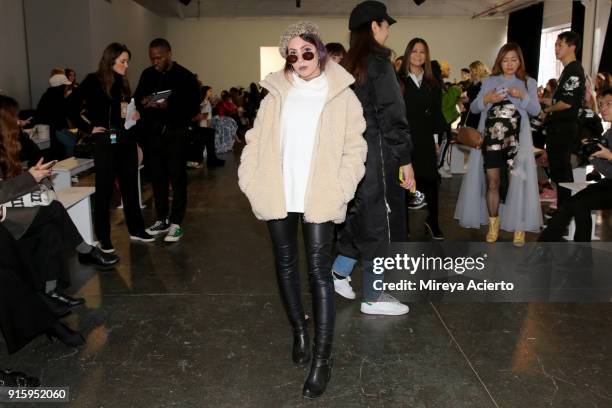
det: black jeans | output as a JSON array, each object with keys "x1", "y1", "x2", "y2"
[
  {"x1": 188, "y1": 127, "x2": 220, "y2": 164},
  {"x1": 94, "y1": 134, "x2": 146, "y2": 245},
  {"x1": 416, "y1": 176, "x2": 440, "y2": 228},
  {"x1": 149, "y1": 126, "x2": 188, "y2": 225},
  {"x1": 267, "y1": 213, "x2": 335, "y2": 349},
  {"x1": 546, "y1": 121, "x2": 577, "y2": 207},
  {"x1": 539, "y1": 179, "x2": 612, "y2": 242}
]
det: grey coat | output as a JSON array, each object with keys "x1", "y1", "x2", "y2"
[{"x1": 0, "y1": 169, "x2": 41, "y2": 239}]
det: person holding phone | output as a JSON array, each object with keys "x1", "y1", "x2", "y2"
[
  {"x1": 1, "y1": 95, "x2": 118, "y2": 315},
  {"x1": 455, "y1": 43, "x2": 541, "y2": 246},
  {"x1": 330, "y1": 1, "x2": 415, "y2": 315},
  {"x1": 398, "y1": 38, "x2": 447, "y2": 240},
  {"x1": 68, "y1": 43, "x2": 153, "y2": 254}
]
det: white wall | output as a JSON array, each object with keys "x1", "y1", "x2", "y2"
[
  {"x1": 22, "y1": 0, "x2": 166, "y2": 108},
  {"x1": 88, "y1": 0, "x2": 167, "y2": 88},
  {"x1": 0, "y1": 0, "x2": 30, "y2": 108},
  {"x1": 24, "y1": 0, "x2": 92, "y2": 108},
  {"x1": 543, "y1": 0, "x2": 572, "y2": 30},
  {"x1": 167, "y1": 16, "x2": 508, "y2": 92}
]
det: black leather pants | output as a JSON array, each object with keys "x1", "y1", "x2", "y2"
[{"x1": 267, "y1": 213, "x2": 335, "y2": 351}]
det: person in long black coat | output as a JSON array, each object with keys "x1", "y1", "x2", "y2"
[
  {"x1": 398, "y1": 38, "x2": 446, "y2": 239},
  {"x1": 332, "y1": 1, "x2": 415, "y2": 316}
]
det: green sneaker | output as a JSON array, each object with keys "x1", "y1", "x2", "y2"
[{"x1": 164, "y1": 224, "x2": 183, "y2": 242}]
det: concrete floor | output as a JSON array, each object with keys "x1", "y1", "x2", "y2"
[{"x1": 2, "y1": 151, "x2": 612, "y2": 407}]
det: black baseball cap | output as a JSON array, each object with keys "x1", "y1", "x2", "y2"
[{"x1": 348, "y1": 1, "x2": 396, "y2": 31}]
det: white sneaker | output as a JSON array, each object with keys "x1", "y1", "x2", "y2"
[
  {"x1": 438, "y1": 167, "x2": 452, "y2": 178},
  {"x1": 360, "y1": 293, "x2": 409, "y2": 315},
  {"x1": 164, "y1": 224, "x2": 183, "y2": 242},
  {"x1": 333, "y1": 274, "x2": 356, "y2": 300}
]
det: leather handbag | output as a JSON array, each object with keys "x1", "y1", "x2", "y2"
[
  {"x1": 456, "y1": 126, "x2": 483, "y2": 149},
  {"x1": 456, "y1": 111, "x2": 483, "y2": 149}
]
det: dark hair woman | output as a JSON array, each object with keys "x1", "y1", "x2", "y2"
[
  {"x1": 68, "y1": 43, "x2": 153, "y2": 253},
  {"x1": 398, "y1": 38, "x2": 446, "y2": 240},
  {"x1": 331, "y1": 0, "x2": 415, "y2": 315},
  {"x1": 1, "y1": 95, "x2": 118, "y2": 348},
  {"x1": 455, "y1": 43, "x2": 542, "y2": 247},
  {"x1": 325, "y1": 42, "x2": 347, "y2": 64},
  {"x1": 238, "y1": 21, "x2": 367, "y2": 398}
]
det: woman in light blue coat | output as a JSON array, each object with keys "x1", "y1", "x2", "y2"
[{"x1": 455, "y1": 43, "x2": 542, "y2": 246}]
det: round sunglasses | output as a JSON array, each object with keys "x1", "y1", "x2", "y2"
[{"x1": 286, "y1": 51, "x2": 315, "y2": 64}]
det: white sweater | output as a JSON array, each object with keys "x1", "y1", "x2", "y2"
[{"x1": 281, "y1": 72, "x2": 328, "y2": 213}]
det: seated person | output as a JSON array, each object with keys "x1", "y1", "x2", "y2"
[
  {"x1": 1, "y1": 95, "x2": 118, "y2": 310},
  {"x1": 1, "y1": 224, "x2": 85, "y2": 351},
  {"x1": 539, "y1": 88, "x2": 612, "y2": 242}
]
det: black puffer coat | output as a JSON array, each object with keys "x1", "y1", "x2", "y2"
[{"x1": 337, "y1": 48, "x2": 413, "y2": 261}]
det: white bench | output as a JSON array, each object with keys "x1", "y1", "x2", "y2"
[
  {"x1": 24, "y1": 125, "x2": 51, "y2": 150},
  {"x1": 52, "y1": 157, "x2": 94, "y2": 190},
  {"x1": 558, "y1": 181, "x2": 600, "y2": 241},
  {"x1": 56, "y1": 187, "x2": 95, "y2": 245}
]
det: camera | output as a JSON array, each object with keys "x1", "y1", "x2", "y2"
[{"x1": 581, "y1": 136, "x2": 609, "y2": 159}]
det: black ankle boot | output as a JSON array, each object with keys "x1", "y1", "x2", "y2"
[
  {"x1": 303, "y1": 344, "x2": 333, "y2": 399},
  {"x1": 292, "y1": 324, "x2": 311, "y2": 366},
  {"x1": 46, "y1": 321, "x2": 85, "y2": 347}
]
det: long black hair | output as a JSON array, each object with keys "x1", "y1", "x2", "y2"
[
  {"x1": 96, "y1": 42, "x2": 131, "y2": 98},
  {"x1": 342, "y1": 20, "x2": 391, "y2": 85}
]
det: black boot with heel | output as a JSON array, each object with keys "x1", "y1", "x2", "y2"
[
  {"x1": 292, "y1": 324, "x2": 311, "y2": 366},
  {"x1": 303, "y1": 343, "x2": 333, "y2": 399}
]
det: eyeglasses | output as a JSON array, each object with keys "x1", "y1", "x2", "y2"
[
  {"x1": 599, "y1": 101, "x2": 612, "y2": 110},
  {"x1": 286, "y1": 51, "x2": 315, "y2": 64}
]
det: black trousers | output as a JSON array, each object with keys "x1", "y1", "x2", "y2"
[
  {"x1": 187, "y1": 127, "x2": 219, "y2": 164},
  {"x1": 539, "y1": 179, "x2": 612, "y2": 242},
  {"x1": 546, "y1": 122, "x2": 577, "y2": 207},
  {"x1": 94, "y1": 135, "x2": 145, "y2": 245},
  {"x1": 267, "y1": 213, "x2": 335, "y2": 349},
  {"x1": 416, "y1": 176, "x2": 440, "y2": 228},
  {"x1": 16, "y1": 201, "x2": 83, "y2": 292},
  {"x1": 0, "y1": 225, "x2": 56, "y2": 354},
  {"x1": 149, "y1": 126, "x2": 188, "y2": 225}
]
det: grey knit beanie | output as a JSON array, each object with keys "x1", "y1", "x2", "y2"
[{"x1": 278, "y1": 21, "x2": 321, "y2": 58}]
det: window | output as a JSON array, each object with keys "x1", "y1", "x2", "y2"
[
  {"x1": 538, "y1": 25, "x2": 570, "y2": 87},
  {"x1": 260, "y1": 47, "x2": 286, "y2": 80}
]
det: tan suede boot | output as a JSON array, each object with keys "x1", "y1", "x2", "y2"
[
  {"x1": 486, "y1": 217, "x2": 500, "y2": 243},
  {"x1": 513, "y1": 231, "x2": 525, "y2": 247}
]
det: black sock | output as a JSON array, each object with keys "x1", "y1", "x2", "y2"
[{"x1": 332, "y1": 271, "x2": 346, "y2": 280}]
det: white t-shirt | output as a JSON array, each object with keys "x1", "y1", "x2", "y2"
[
  {"x1": 199, "y1": 99, "x2": 212, "y2": 127},
  {"x1": 281, "y1": 72, "x2": 328, "y2": 213}
]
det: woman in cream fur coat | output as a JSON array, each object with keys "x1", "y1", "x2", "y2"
[{"x1": 238, "y1": 22, "x2": 367, "y2": 399}]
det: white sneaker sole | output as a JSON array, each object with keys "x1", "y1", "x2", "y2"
[
  {"x1": 360, "y1": 304, "x2": 410, "y2": 316},
  {"x1": 130, "y1": 235, "x2": 155, "y2": 243},
  {"x1": 146, "y1": 228, "x2": 170, "y2": 236},
  {"x1": 164, "y1": 235, "x2": 182, "y2": 243},
  {"x1": 334, "y1": 284, "x2": 356, "y2": 300}
]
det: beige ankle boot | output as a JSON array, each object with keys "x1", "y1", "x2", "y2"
[
  {"x1": 486, "y1": 217, "x2": 500, "y2": 243},
  {"x1": 513, "y1": 231, "x2": 525, "y2": 247}
]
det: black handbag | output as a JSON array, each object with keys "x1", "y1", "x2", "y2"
[{"x1": 74, "y1": 132, "x2": 95, "y2": 158}]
